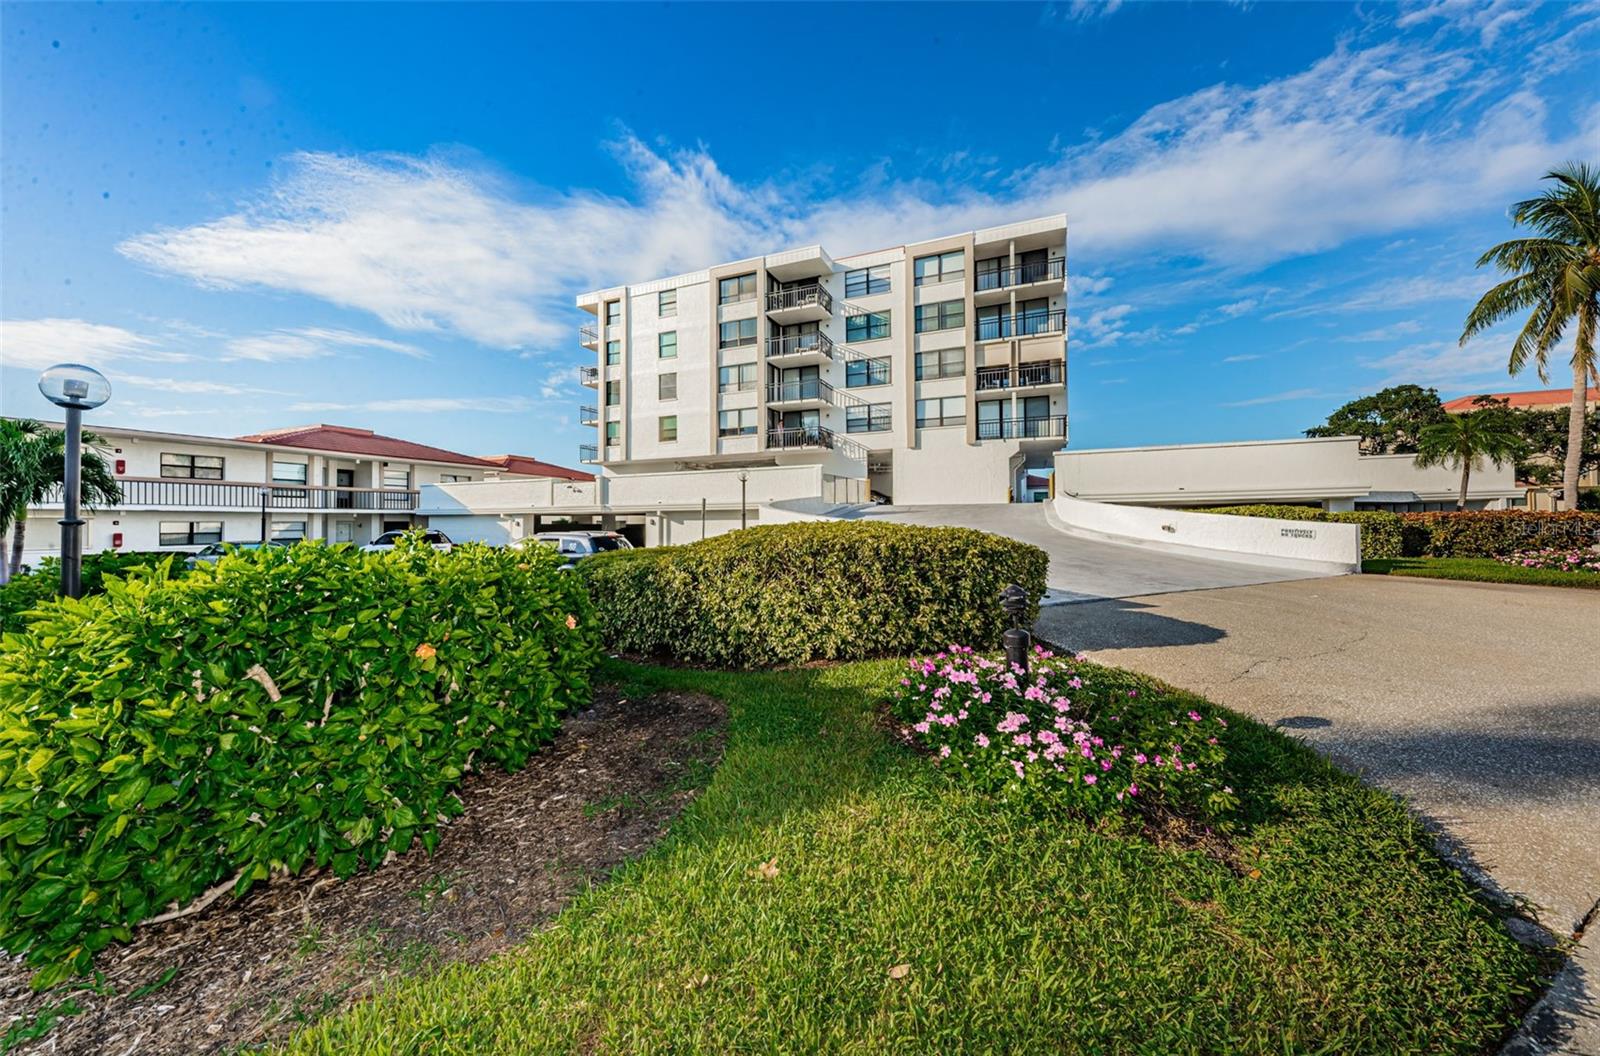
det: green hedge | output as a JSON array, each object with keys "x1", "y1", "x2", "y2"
[
  {"x1": 0, "y1": 551, "x2": 177, "y2": 635},
  {"x1": 0, "y1": 540, "x2": 598, "y2": 985},
  {"x1": 1197, "y1": 506, "x2": 1406, "y2": 560},
  {"x1": 1399, "y1": 510, "x2": 1600, "y2": 558},
  {"x1": 577, "y1": 521, "x2": 1048, "y2": 667}
]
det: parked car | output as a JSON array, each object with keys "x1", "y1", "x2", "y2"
[
  {"x1": 361, "y1": 529, "x2": 454, "y2": 553},
  {"x1": 529, "y1": 530, "x2": 633, "y2": 568},
  {"x1": 183, "y1": 540, "x2": 291, "y2": 569}
]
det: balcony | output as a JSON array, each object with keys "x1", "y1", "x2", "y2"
[
  {"x1": 579, "y1": 405, "x2": 599, "y2": 426},
  {"x1": 79, "y1": 478, "x2": 419, "y2": 511},
  {"x1": 975, "y1": 365, "x2": 1011, "y2": 392},
  {"x1": 975, "y1": 308, "x2": 1067, "y2": 343},
  {"x1": 580, "y1": 323, "x2": 599, "y2": 350},
  {"x1": 766, "y1": 425, "x2": 868, "y2": 460},
  {"x1": 579, "y1": 444, "x2": 599, "y2": 464},
  {"x1": 766, "y1": 331, "x2": 835, "y2": 365},
  {"x1": 975, "y1": 257, "x2": 1066, "y2": 297},
  {"x1": 579, "y1": 365, "x2": 600, "y2": 387},
  {"x1": 975, "y1": 361, "x2": 1065, "y2": 391},
  {"x1": 765, "y1": 283, "x2": 833, "y2": 324},
  {"x1": 976, "y1": 415, "x2": 1069, "y2": 442},
  {"x1": 767, "y1": 378, "x2": 834, "y2": 409}
]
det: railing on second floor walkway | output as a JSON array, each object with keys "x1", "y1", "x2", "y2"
[
  {"x1": 975, "y1": 415, "x2": 1069, "y2": 441},
  {"x1": 56, "y1": 477, "x2": 422, "y2": 511}
]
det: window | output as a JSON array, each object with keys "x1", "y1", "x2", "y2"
[
  {"x1": 719, "y1": 273, "x2": 757, "y2": 304},
  {"x1": 271, "y1": 461, "x2": 308, "y2": 485},
  {"x1": 718, "y1": 362, "x2": 758, "y2": 392},
  {"x1": 658, "y1": 415, "x2": 678, "y2": 443},
  {"x1": 915, "y1": 347, "x2": 965, "y2": 380},
  {"x1": 605, "y1": 421, "x2": 621, "y2": 447},
  {"x1": 845, "y1": 265, "x2": 891, "y2": 298},
  {"x1": 439, "y1": 474, "x2": 471, "y2": 483},
  {"x1": 845, "y1": 357, "x2": 891, "y2": 388},
  {"x1": 159, "y1": 520, "x2": 223, "y2": 546},
  {"x1": 845, "y1": 311, "x2": 891, "y2": 342},
  {"x1": 658, "y1": 331, "x2": 678, "y2": 359},
  {"x1": 846, "y1": 403, "x2": 892, "y2": 433},
  {"x1": 719, "y1": 318, "x2": 757, "y2": 349},
  {"x1": 606, "y1": 340, "x2": 621, "y2": 365},
  {"x1": 382, "y1": 466, "x2": 411, "y2": 489},
  {"x1": 604, "y1": 300, "x2": 621, "y2": 326},
  {"x1": 913, "y1": 250, "x2": 964, "y2": 287},
  {"x1": 659, "y1": 372, "x2": 677, "y2": 400},
  {"x1": 658, "y1": 289, "x2": 677, "y2": 317},
  {"x1": 915, "y1": 299, "x2": 965, "y2": 334},
  {"x1": 718, "y1": 408, "x2": 758, "y2": 436},
  {"x1": 916, "y1": 396, "x2": 966, "y2": 428},
  {"x1": 975, "y1": 257, "x2": 1004, "y2": 291},
  {"x1": 606, "y1": 380, "x2": 621, "y2": 406},
  {"x1": 271, "y1": 520, "x2": 307, "y2": 541},
  {"x1": 160, "y1": 452, "x2": 224, "y2": 480}
]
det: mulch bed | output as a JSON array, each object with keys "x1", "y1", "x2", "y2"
[{"x1": 1, "y1": 687, "x2": 726, "y2": 1056}]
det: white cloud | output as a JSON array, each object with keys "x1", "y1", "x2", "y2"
[
  {"x1": 0, "y1": 318, "x2": 186, "y2": 371},
  {"x1": 1221, "y1": 353, "x2": 1265, "y2": 363},
  {"x1": 1217, "y1": 299, "x2": 1257, "y2": 318},
  {"x1": 112, "y1": 28, "x2": 1595, "y2": 354},
  {"x1": 1222, "y1": 388, "x2": 1332, "y2": 408},
  {"x1": 1361, "y1": 330, "x2": 1531, "y2": 389},
  {"x1": 224, "y1": 326, "x2": 428, "y2": 362},
  {"x1": 1340, "y1": 320, "x2": 1426, "y2": 342},
  {"x1": 288, "y1": 396, "x2": 533, "y2": 414},
  {"x1": 116, "y1": 374, "x2": 292, "y2": 396}
]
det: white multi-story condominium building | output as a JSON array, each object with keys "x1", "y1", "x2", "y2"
[
  {"x1": 574, "y1": 215, "x2": 1069, "y2": 505},
  {"x1": 8, "y1": 421, "x2": 590, "y2": 565}
]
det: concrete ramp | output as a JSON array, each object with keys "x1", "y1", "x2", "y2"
[{"x1": 847, "y1": 503, "x2": 1340, "y2": 602}]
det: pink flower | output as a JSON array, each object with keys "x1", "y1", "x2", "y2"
[
  {"x1": 975, "y1": 734, "x2": 990, "y2": 748},
  {"x1": 1133, "y1": 753, "x2": 1147, "y2": 765},
  {"x1": 1083, "y1": 774, "x2": 1097, "y2": 785},
  {"x1": 939, "y1": 745, "x2": 951, "y2": 758}
]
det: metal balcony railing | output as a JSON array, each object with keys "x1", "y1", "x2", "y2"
[
  {"x1": 579, "y1": 323, "x2": 599, "y2": 346},
  {"x1": 767, "y1": 378, "x2": 835, "y2": 405},
  {"x1": 975, "y1": 415, "x2": 1069, "y2": 441},
  {"x1": 766, "y1": 331, "x2": 836, "y2": 361},
  {"x1": 975, "y1": 257, "x2": 1066, "y2": 292},
  {"x1": 579, "y1": 444, "x2": 599, "y2": 464},
  {"x1": 765, "y1": 283, "x2": 833, "y2": 315},
  {"x1": 765, "y1": 425, "x2": 869, "y2": 461},
  {"x1": 579, "y1": 405, "x2": 599, "y2": 425},
  {"x1": 975, "y1": 308, "x2": 1067, "y2": 342},
  {"x1": 975, "y1": 365, "x2": 1012, "y2": 391},
  {"x1": 58, "y1": 478, "x2": 420, "y2": 511},
  {"x1": 1016, "y1": 360, "x2": 1065, "y2": 387},
  {"x1": 579, "y1": 365, "x2": 600, "y2": 387}
]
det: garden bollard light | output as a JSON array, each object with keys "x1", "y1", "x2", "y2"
[{"x1": 1000, "y1": 582, "x2": 1031, "y2": 673}]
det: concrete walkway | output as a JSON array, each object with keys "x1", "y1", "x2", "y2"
[{"x1": 1036, "y1": 575, "x2": 1600, "y2": 1054}]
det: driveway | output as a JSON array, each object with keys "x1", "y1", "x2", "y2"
[
  {"x1": 1037, "y1": 575, "x2": 1600, "y2": 1054},
  {"x1": 852, "y1": 503, "x2": 1328, "y2": 599}
]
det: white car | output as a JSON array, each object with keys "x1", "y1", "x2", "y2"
[
  {"x1": 361, "y1": 529, "x2": 454, "y2": 553},
  {"x1": 529, "y1": 530, "x2": 633, "y2": 568}
]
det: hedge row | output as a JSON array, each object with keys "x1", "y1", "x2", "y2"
[
  {"x1": 1400, "y1": 510, "x2": 1600, "y2": 558},
  {"x1": 1198, "y1": 506, "x2": 1406, "y2": 560},
  {"x1": 577, "y1": 521, "x2": 1048, "y2": 667},
  {"x1": 0, "y1": 540, "x2": 598, "y2": 984},
  {"x1": 0, "y1": 551, "x2": 176, "y2": 635}
]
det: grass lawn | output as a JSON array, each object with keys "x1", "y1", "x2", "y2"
[
  {"x1": 282, "y1": 658, "x2": 1544, "y2": 1055},
  {"x1": 1364, "y1": 556, "x2": 1600, "y2": 589}
]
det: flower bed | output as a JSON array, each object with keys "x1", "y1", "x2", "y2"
[
  {"x1": 1495, "y1": 546, "x2": 1600, "y2": 573},
  {"x1": 890, "y1": 646, "x2": 1236, "y2": 817}
]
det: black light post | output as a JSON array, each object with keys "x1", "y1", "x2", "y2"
[
  {"x1": 259, "y1": 486, "x2": 271, "y2": 543},
  {"x1": 1000, "y1": 583, "x2": 1031, "y2": 673},
  {"x1": 738, "y1": 470, "x2": 749, "y2": 530},
  {"x1": 37, "y1": 364, "x2": 111, "y2": 599}
]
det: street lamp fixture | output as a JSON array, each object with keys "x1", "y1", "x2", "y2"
[
  {"x1": 738, "y1": 470, "x2": 749, "y2": 531},
  {"x1": 37, "y1": 364, "x2": 112, "y2": 599}
]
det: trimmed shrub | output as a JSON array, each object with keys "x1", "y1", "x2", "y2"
[
  {"x1": 0, "y1": 540, "x2": 598, "y2": 984},
  {"x1": 1197, "y1": 505, "x2": 1405, "y2": 560},
  {"x1": 578, "y1": 521, "x2": 1048, "y2": 667},
  {"x1": 1400, "y1": 510, "x2": 1600, "y2": 558},
  {"x1": 0, "y1": 551, "x2": 177, "y2": 634}
]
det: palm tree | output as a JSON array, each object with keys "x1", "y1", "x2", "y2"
[
  {"x1": 1415, "y1": 410, "x2": 1523, "y2": 511},
  {"x1": 0, "y1": 419, "x2": 122, "y2": 582},
  {"x1": 1461, "y1": 162, "x2": 1600, "y2": 510}
]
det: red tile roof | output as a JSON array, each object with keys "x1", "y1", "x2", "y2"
[
  {"x1": 234, "y1": 424, "x2": 501, "y2": 467},
  {"x1": 1442, "y1": 387, "x2": 1600, "y2": 412},
  {"x1": 480, "y1": 454, "x2": 594, "y2": 481}
]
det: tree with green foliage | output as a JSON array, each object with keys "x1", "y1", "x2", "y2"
[
  {"x1": 1469, "y1": 396, "x2": 1600, "y2": 489},
  {"x1": 0, "y1": 418, "x2": 121, "y2": 583},
  {"x1": 1304, "y1": 384, "x2": 1448, "y2": 453},
  {"x1": 1414, "y1": 410, "x2": 1523, "y2": 511},
  {"x1": 1462, "y1": 162, "x2": 1600, "y2": 510}
]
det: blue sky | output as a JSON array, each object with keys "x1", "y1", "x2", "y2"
[{"x1": 2, "y1": 1, "x2": 1596, "y2": 464}]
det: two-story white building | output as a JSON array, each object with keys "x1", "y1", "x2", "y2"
[
  {"x1": 574, "y1": 215, "x2": 1069, "y2": 506},
  {"x1": 8, "y1": 422, "x2": 590, "y2": 566}
]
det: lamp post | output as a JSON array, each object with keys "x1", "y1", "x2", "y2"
[
  {"x1": 999, "y1": 583, "x2": 1031, "y2": 673},
  {"x1": 259, "y1": 486, "x2": 271, "y2": 544},
  {"x1": 37, "y1": 364, "x2": 112, "y2": 599},
  {"x1": 738, "y1": 470, "x2": 749, "y2": 531}
]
